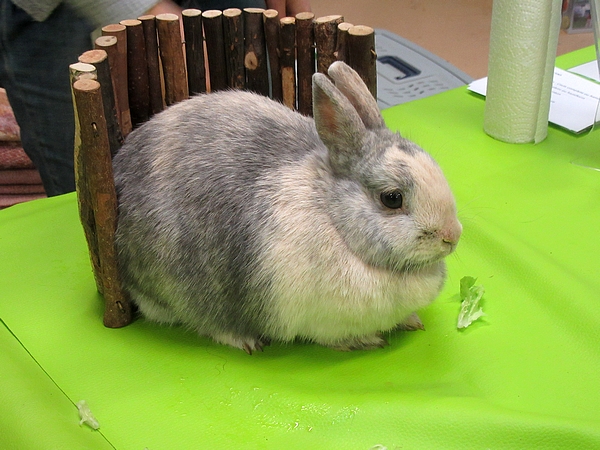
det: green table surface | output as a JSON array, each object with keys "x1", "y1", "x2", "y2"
[{"x1": 1, "y1": 47, "x2": 599, "y2": 450}]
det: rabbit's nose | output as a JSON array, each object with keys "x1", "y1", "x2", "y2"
[{"x1": 441, "y1": 219, "x2": 462, "y2": 247}]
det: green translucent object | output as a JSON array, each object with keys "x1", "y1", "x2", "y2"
[{"x1": 457, "y1": 277, "x2": 485, "y2": 329}]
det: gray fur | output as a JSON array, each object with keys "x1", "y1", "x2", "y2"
[{"x1": 113, "y1": 62, "x2": 462, "y2": 352}]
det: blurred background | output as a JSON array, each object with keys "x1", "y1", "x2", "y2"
[{"x1": 311, "y1": 0, "x2": 595, "y2": 79}]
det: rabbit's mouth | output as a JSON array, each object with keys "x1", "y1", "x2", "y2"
[
  {"x1": 400, "y1": 257, "x2": 446, "y2": 273},
  {"x1": 382, "y1": 250, "x2": 447, "y2": 274},
  {"x1": 413, "y1": 224, "x2": 461, "y2": 261},
  {"x1": 403, "y1": 238, "x2": 459, "y2": 271},
  {"x1": 359, "y1": 234, "x2": 454, "y2": 273}
]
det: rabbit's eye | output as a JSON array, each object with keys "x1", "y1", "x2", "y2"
[{"x1": 380, "y1": 190, "x2": 403, "y2": 209}]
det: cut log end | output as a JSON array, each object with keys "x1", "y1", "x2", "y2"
[
  {"x1": 70, "y1": 62, "x2": 96, "y2": 74},
  {"x1": 94, "y1": 35, "x2": 117, "y2": 48},
  {"x1": 349, "y1": 25, "x2": 374, "y2": 36},
  {"x1": 263, "y1": 9, "x2": 278, "y2": 19},
  {"x1": 120, "y1": 19, "x2": 142, "y2": 27},
  {"x1": 223, "y1": 8, "x2": 241, "y2": 17},
  {"x1": 79, "y1": 49, "x2": 108, "y2": 65},
  {"x1": 156, "y1": 13, "x2": 179, "y2": 22},
  {"x1": 202, "y1": 10, "x2": 223, "y2": 19},
  {"x1": 315, "y1": 14, "x2": 342, "y2": 24},
  {"x1": 102, "y1": 23, "x2": 126, "y2": 33},
  {"x1": 182, "y1": 8, "x2": 202, "y2": 17},
  {"x1": 73, "y1": 78, "x2": 101, "y2": 92},
  {"x1": 295, "y1": 12, "x2": 315, "y2": 20}
]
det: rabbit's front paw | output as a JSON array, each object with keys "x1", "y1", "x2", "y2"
[
  {"x1": 329, "y1": 333, "x2": 389, "y2": 351},
  {"x1": 212, "y1": 333, "x2": 271, "y2": 355},
  {"x1": 395, "y1": 312, "x2": 425, "y2": 331}
]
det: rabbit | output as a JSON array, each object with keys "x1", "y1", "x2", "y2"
[{"x1": 112, "y1": 61, "x2": 462, "y2": 354}]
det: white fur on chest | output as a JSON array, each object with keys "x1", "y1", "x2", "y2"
[{"x1": 254, "y1": 162, "x2": 445, "y2": 345}]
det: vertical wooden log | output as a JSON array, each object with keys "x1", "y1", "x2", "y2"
[
  {"x1": 70, "y1": 63, "x2": 97, "y2": 173},
  {"x1": 78, "y1": 49, "x2": 124, "y2": 157},
  {"x1": 121, "y1": 19, "x2": 150, "y2": 127},
  {"x1": 202, "y1": 10, "x2": 228, "y2": 92},
  {"x1": 347, "y1": 25, "x2": 377, "y2": 99},
  {"x1": 295, "y1": 12, "x2": 315, "y2": 116},
  {"x1": 94, "y1": 36, "x2": 122, "y2": 133},
  {"x1": 101, "y1": 24, "x2": 132, "y2": 136},
  {"x1": 243, "y1": 8, "x2": 269, "y2": 97},
  {"x1": 335, "y1": 22, "x2": 353, "y2": 63},
  {"x1": 263, "y1": 9, "x2": 282, "y2": 101},
  {"x1": 279, "y1": 17, "x2": 296, "y2": 110},
  {"x1": 182, "y1": 9, "x2": 207, "y2": 95},
  {"x1": 70, "y1": 63, "x2": 97, "y2": 161},
  {"x1": 314, "y1": 15, "x2": 343, "y2": 74},
  {"x1": 73, "y1": 79, "x2": 133, "y2": 328},
  {"x1": 156, "y1": 13, "x2": 188, "y2": 105},
  {"x1": 223, "y1": 8, "x2": 245, "y2": 89},
  {"x1": 139, "y1": 15, "x2": 164, "y2": 115},
  {"x1": 69, "y1": 62, "x2": 97, "y2": 158},
  {"x1": 70, "y1": 62, "x2": 102, "y2": 295}
]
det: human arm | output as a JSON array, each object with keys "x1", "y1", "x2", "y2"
[{"x1": 265, "y1": 0, "x2": 311, "y2": 18}]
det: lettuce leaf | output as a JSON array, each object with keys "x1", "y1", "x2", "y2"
[{"x1": 457, "y1": 276, "x2": 485, "y2": 329}]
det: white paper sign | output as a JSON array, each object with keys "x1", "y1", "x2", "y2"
[{"x1": 468, "y1": 67, "x2": 600, "y2": 134}]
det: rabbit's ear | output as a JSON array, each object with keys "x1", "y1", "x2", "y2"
[
  {"x1": 327, "y1": 61, "x2": 385, "y2": 130},
  {"x1": 313, "y1": 72, "x2": 367, "y2": 172}
]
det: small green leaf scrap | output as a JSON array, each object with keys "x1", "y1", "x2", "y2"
[{"x1": 457, "y1": 276, "x2": 485, "y2": 329}]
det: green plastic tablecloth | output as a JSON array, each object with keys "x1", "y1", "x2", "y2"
[{"x1": 1, "y1": 47, "x2": 599, "y2": 449}]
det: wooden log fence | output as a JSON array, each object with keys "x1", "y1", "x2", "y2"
[
  {"x1": 71, "y1": 9, "x2": 377, "y2": 328},
  {"x1": 85, "y1": 10, "x2": 376, "y2": 125}
]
